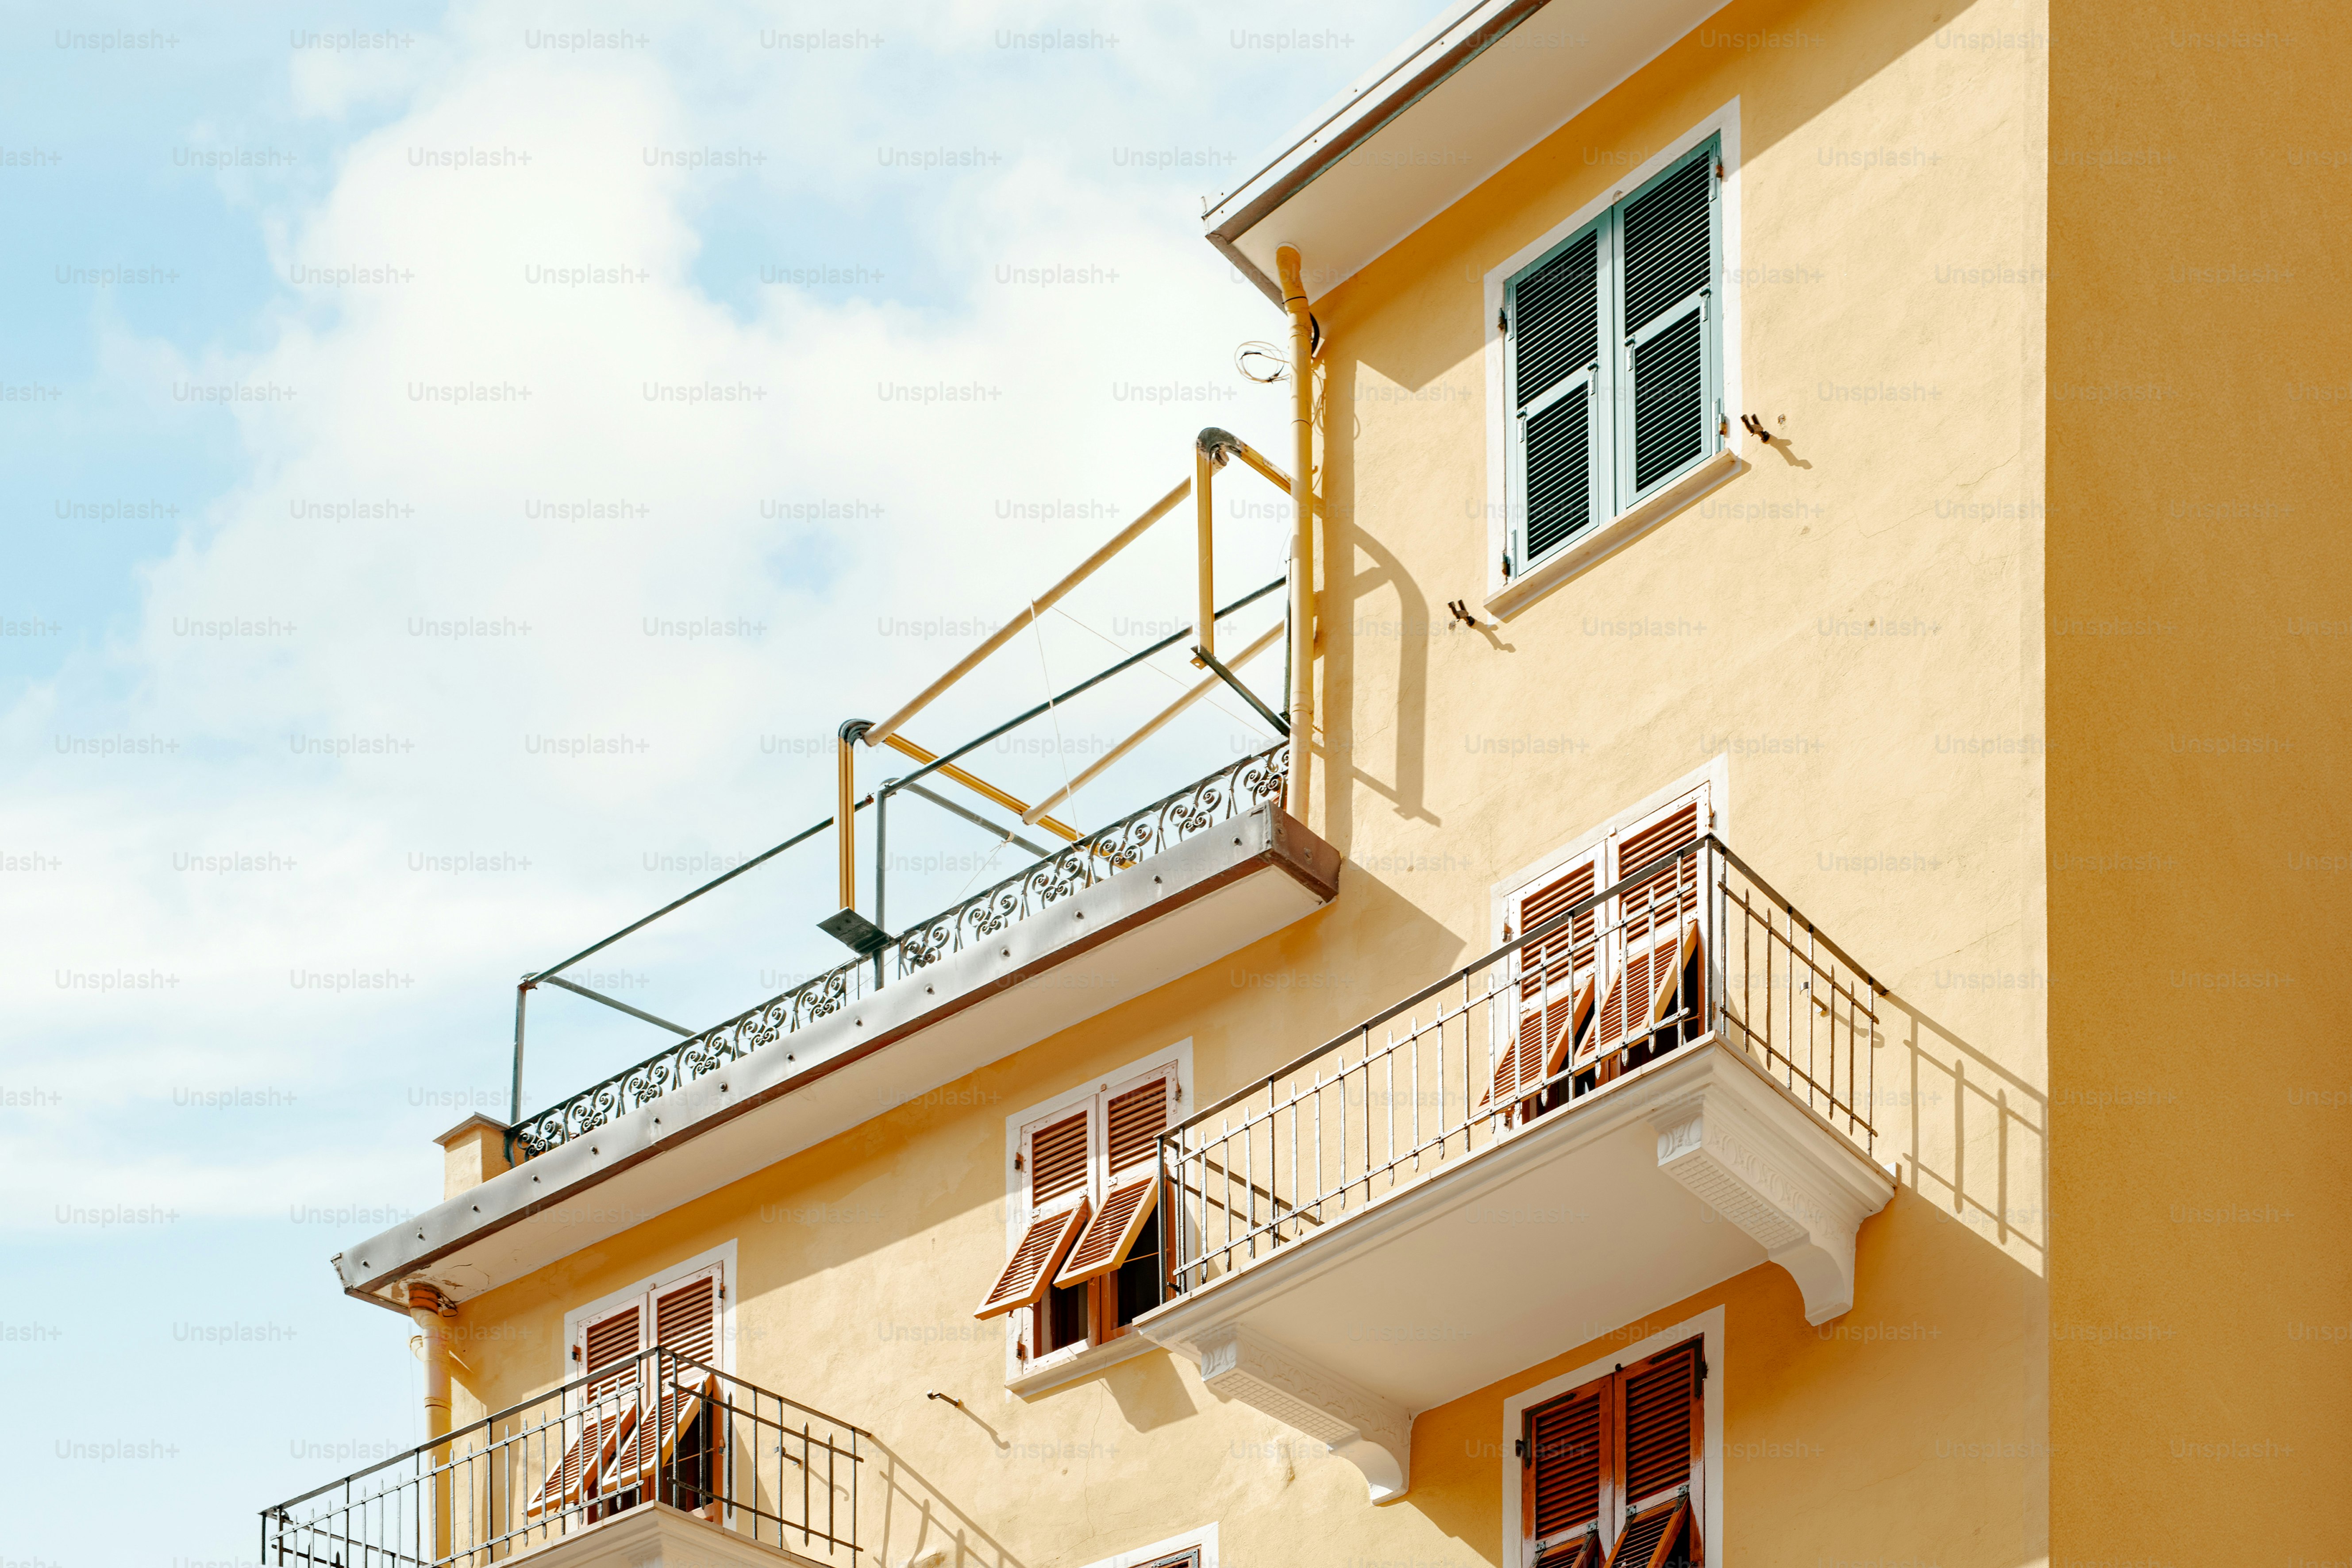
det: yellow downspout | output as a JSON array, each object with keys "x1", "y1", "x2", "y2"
[
  {"x1": 408, "y1": 1283, "x2": 455, "y2": 1561},
  {"x1": 1275, "y1": 245, "x2": 1316, "y2": 823}
]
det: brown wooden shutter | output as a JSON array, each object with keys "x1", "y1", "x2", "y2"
[
  {"x1": 1644, "y1": 921, "x2": 1705, "y2": 1040},
  {"x1": 1028, "y1": 1110, "x2": 1091, "y2": 1208},
  {"x1": 1601, "y1": 1496, "x2": 1694, "y2": 1568},
  {"x1": 1055, "y1": 1069, "x2": 1170, "y2": 1287},
  {"x1": 977, "y1": 1108, "x2": 1094, "y2": 1319},
  {"x1": 1526, "y1": 1377, "x2": 1610, "y2": 1568},
  {"x1": 1617, "y1": 1338, "x2": 1702, "y2": 1553},
  {"x1": 603, "y1": 1370, "x2": 718, "y2": 1497},
  {"x1": 1590, "y1": 794, "x2": 1705, "y2": 1070},
  {"x1": 975, "y1": 1201, "x2": 1089, "y2": 1318},
  {"x1": 1490, "y1": 851, "x2": 1602, "y2": 1110},
  {"x1": 1104, "y1": 1075, "x2": 1169, "y2": 1176},
  {"x1": 581, "y1": 1298, "x2": 644, "y2": 1400},
  {"x1": 526, "y1": 1300, "x2": 643, "y2": 1516},
  {"x1": 1054, "y1": 1176, "x2": 1158, "y2": 1286},
  {"x1": 648, "y1": 1265, "x2": 720, "y2": 1374},
  {"x1": 605, "y1": 1267, "x2": 722, "y2": 1490}
]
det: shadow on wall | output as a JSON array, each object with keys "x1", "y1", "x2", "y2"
[
  {"x1": 866, "y1": 1437, "x2": 1028, "y2": 1568},
  {"x1": 1879, "y1": 989, "x2": 2048, "y2": 1275}
]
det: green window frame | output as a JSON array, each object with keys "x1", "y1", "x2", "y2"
[{"x1": 1502, "y1": 135, "x2": 1724, "y2": 576}]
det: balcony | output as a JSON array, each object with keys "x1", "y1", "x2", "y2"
[
  {"x1": 337, "y1": 744, "x2": 1339, "y2": 1312},
  {"x1": 262, "y1": 1348, "x2": 862, "y2": 1568},
  {"x1": 1135, "y1": 836, "x2": 1895, "y2": 1501}
]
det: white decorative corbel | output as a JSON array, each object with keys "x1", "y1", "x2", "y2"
[
  {"x1": 1649, "y1": 1064, "x2": 1890, "y2": 1323},
  {"x1": 1194, "y1": 1323, "x2": 1410, "y2": 1501}
]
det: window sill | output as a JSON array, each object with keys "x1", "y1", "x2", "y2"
[
  {"x1": 1484, "y1": 448, "x2": 1744, "y2": 622},
  {"x1": 1007, "y1": 1329, "x2": 1159, "y2": 1399}
]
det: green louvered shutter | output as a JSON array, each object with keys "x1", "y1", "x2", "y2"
[
  {"x1": 1505, "y1": 219, "x2": 1609, "y2": 572},
  {"x1": 1615, "y1": 141, "x2": 1721, "y2": 509}
]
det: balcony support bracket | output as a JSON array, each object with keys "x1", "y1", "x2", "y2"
[
  {"x1": 1192, "y1": 1323, "x2": 1409, "y2": 1503},
  {"x1": 1647, "y1": 1065, "x2": 1890, "y2": 1325}
]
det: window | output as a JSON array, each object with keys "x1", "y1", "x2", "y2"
[
  {"x1": 1492, "y1": 786, "x2": 1709, "y2": 1122},
  {"x1": 1524, "y1": 1337, "x2": 1705, "y2": 1568},
  {"x1": 977, "y1": 1061, "x2": 1174, "y2": 1362},
  {"x1": 1077, "y1": 1524, "x2": 1217, "y2": 1568},
  {"x1": 532, "y1": 1258, "x2": 728, "y2": 1526},
  {"x1": 1502, "y1": 136, "x2": 1724, "y2": 576}
]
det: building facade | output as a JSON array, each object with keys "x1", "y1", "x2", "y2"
[{"x1": 263, "y1": 1, "x2": 2346, "y2": 1566}]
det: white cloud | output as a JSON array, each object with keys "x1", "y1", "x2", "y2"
[{"x1": 3, "y1": 0, "x2": 1417, "y2": 1229}]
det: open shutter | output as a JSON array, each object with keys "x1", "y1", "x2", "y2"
[
  {"x1": 1526, "y1": 1377, "x2": 1610, "y2": 1568},
  {"x1": 1600, "y1": 1498, "x2": 1694, "y2": 1568},
  {"x1": 1520, "y1": 851, "x2": 1603, "y2": 1101},
  {"x1": 527, "y1": 1300, "x2": 642, "y2": 1516},
  {"x1": 1615, "y1": 143, "x2": 1720, "y2": 508},
  {"x1": 1589, "y1": 792, "x2": 1707, "y2": 1071},
  {"x1": 1488, "y1": 851, "x2": 1602, "y2": 1112},
  {"x1": 1054, "y1": 1177, "x2": 1157, "y2": 1287},
  {"x1": 1507, "y1": 220, "x2": 1609, "y2": 570},
  {"x1": 606, "y1": 1266, "x2": 724, "y2": 1508},
  {"x1": 1644, "y1": 920, "x2": 1705, "y2": 1044},
  {"x1": 976, "y1": 1109, "x2": 1092, "y2": 1319},
  {"x1": 1057, "y1": 1072, "x2": 1169, "y2": 1287}
]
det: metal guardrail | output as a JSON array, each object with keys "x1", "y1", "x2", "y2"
[
  {"x1": 515, "y1": 744, "x2": 1289, "y2": 1157},
  {"x1": 260, "y1": 1347, "x2": 863, "y2": 1568},
  {"x1": 1159, "y1": 834, "x2": 1881, "y2": 1288}
]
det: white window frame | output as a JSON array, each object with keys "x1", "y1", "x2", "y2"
[
  {"x1": 1490, "y1": 759, "x2": 1728, "y2": 946},
  {"x1": 1002, "y1": 1041, "x2": 1193, "y2": 1396},
  {"x1": 1500, "y1": 1306, "x2": 1724, "y2": 1568},
  {"x1": 561, "y1": 1238, "x2": 738, "y2": 1387},
  {"x1": 1077, "y1": 1521, "x2": 1217, "y2": 1568},
  {"x1": 1482, "y1": 101, "x2": 1746, "y2": 620}
]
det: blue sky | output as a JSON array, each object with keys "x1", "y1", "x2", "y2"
[{"x1": 0, "y1": 2, "x2": 1429, "y2": 1560}]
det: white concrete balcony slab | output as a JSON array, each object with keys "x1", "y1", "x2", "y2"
[
  {"x1": 510, "y1": 1504, "x2": 836, "y2": 1568},
  {"x1": 1134, "y1": 837, "x2": 1895, "y2": 1502}
]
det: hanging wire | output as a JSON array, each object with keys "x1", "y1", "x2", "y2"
[
  {"x1": 1235, "y1": 339, "x2": 1289, "y2": 383},
  {"x1": 1047, "y1": 602, "x2": 1275, "y2": 736}
]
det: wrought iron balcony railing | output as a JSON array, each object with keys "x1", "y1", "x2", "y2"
[
  {"x1": 893, "y1": 743, "x2": 1286, "y2": 972},
  {"x1": 1157, "y1": 834, "x2": 1882, "y2": 1288},
  {"x1": 260, "y1": 1347, "x2": 863, "y2": 1568},
  {"x1": 514, "y1": 744, "x2": 1288, "y2": 1158}
]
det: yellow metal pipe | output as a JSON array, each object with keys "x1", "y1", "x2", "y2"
[
  {"x1": 1194, "y1": 441, "x2": 1217, "y2": 666},
  {"x1": 1225, "y1": 438, "x2": 1294, "y2": 497},
  {"x1": 866, "y1": 477, "x2": 1193, "y2": 750},
  {"x1": 836, "y1": 727, "x2": 859, "y2": 909},
  {"x1": 407, "y1": 1284, "x2": 454, "y2": 1561},
  {"x1": 1276, "y1": 245, "x2": 1317, "y2": 822},
  {"x1": 875, "y1": 732, "x2": 1082, "y2": 842},
  {"x1": 1022, "y1": 620, "x2": 1285, "y2": 826}
]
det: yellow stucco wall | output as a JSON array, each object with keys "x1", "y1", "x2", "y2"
[
  {"x1": 2047, "y1": 0, "x2": 2351, "y2": 1560},
  {"x1": 433, "y1": 0, "x2": 2062, "y2": 1562}
]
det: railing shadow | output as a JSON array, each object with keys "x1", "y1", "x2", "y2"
[
  {"x1": 1874, "y1": 988, "x2": 2049, "y2": 1272},
  {"x1": 862, "y1": 1437, "x2": 1028, "y2": 1568}
]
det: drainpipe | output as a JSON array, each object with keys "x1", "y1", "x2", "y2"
[
  {"x1": 1276, "y1": 244, "x2": 1316, "y2": 823},
  {"x1": 408, "y1": 1283, "x2": 455, "y2": 1558}
]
